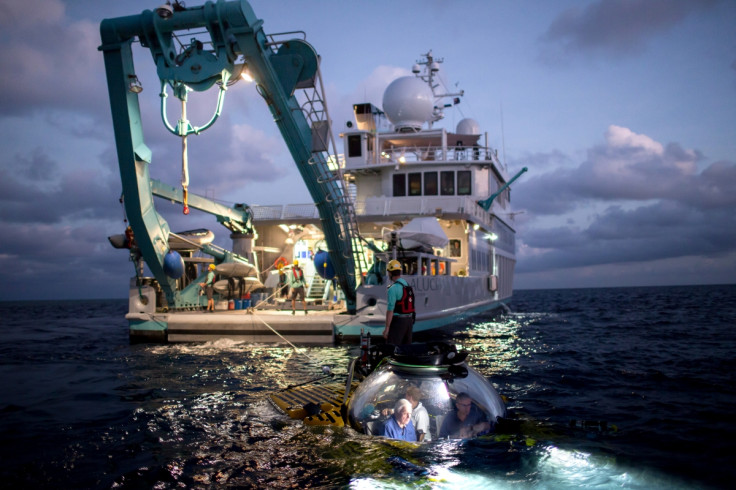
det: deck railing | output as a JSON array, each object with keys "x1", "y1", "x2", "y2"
[{"x1": 252, "y1": 196, "x2": 494, "y2": 226}]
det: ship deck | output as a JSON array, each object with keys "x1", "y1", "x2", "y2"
[{"x1": 129, "y1": 300, "x2": 343, "y2": 345}]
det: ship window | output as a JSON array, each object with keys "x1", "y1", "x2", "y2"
[
  {"x1": 424, "y1": 172, "x2": 438, "y2": 195},
  {"x1": 393, "y1": 174, "x2": 406, "y2": 196},
  {"x1": 458, "y1": 170, "x2": 471, "y2": 195},
  {"x1": 441, "y1": 171, "x2": 455, "y2": 195},
  {"x1": 347, "y1": 135, "x2": 362, "y2": 157},
  {"x1": 450, "y1": 239, "x2": 461, "y2": 257},
  {"x1": 408, "y1": 173, "x2": 422, "y2": 196}
]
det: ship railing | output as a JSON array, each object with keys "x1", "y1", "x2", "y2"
[
  {"x1": 250, "y1": 204, "x2": 321, "y2": 221},
  {"x1": 365, "y1": 145, "x2": 502, "y2": 166},
  {"x1": 251, "y1": 196, "x2": 498, "y2": 229}
]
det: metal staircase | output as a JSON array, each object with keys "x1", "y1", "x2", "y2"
[{"x1": 307, "y1": 275, "x2": 328, "y2": 301}]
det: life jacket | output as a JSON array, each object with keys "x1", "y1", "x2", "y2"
[
  {"x1": 292, "y1": 267, "x2": 304, "y2": 284},
  {"x1": 392, "y1": 280, "x2": 415, "y2": 315}
]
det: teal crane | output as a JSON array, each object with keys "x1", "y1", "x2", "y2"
[{"x1": 99, "y1": 0, "x2": 363, "y2": 312}]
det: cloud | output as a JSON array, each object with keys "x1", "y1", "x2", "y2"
[
  {"x1": 513, "y1": 125, "x2": 736, "y2": 276},
  {"x1": 538, "y1": 0, "x2": 720, "y2": 63},
  {"x1": 0, "y1": 0, "x2": 106, "y2": 117},
  {"x1": 0, "y1": 147, "x2": 119, "y2": 224},
  {"x1": 0, "y1": 220, "x2": 131, "y2": 300},
  {"x1": 515, "y1": 125, "x2": 735, "y2": 215},
  {"x1": 518, "y1": 201, "x2": 736, "y2": 273},
  {"x1": 0, "y1": 0, "x2": 65, "y2": 28}
]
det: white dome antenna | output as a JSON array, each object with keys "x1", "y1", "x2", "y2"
[
  {"x1": 382, "y1": 77, "x2": 434, "y2": 132},
  {"x1": 457, "y1": 118, "x2": 480, "y2": 135}
]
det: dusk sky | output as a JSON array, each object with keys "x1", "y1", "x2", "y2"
[{"x1": 1, "y1": 0, "x2": 734, "y2": 301}]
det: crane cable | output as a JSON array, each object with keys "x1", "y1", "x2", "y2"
[{"x1": 181, "y1": 97, "x2": 190, "y2": 215}]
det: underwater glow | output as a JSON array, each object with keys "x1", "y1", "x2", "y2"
[{"x1": 347, "y1": 442, "x2": 657, "y2": 489}]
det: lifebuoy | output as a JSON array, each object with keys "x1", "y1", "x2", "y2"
[{"x1": 274, "y1": 256, "x2": 288, "y2": 269}]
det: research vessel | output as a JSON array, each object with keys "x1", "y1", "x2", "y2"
[{"x1": 100, "y1": 0, "x2": 525, "y2": 344}]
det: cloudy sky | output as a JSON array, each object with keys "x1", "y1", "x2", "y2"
[{"x1": 0, "y1": 0, "x2": 734, "y2": 300}]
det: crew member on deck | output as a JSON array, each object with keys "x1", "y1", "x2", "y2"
[
  {"x1": 199, "y1": 263, "x2": 216, "y2": 312},
  {"x1": 383, "y1": 259, "x2": 414, "y2": 345},
  {"x1": 289, "y1": 259, "x2": 308, "y2": 315},
  {"x1": 278, "y1": 263, "x2": 288, "y2": 298}
]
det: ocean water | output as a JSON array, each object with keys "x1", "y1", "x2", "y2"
[{"x1": 1, "y1": 285, "x2": 734, "y2": 489}]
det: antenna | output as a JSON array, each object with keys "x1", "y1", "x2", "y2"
[{"x1": 500, "y1": 103, "x2": 507, "y2": 172}]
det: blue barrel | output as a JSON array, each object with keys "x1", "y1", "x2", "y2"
[
  {"x1": 243, "y1": 299, "x2": 251, "y2": 308},
  {"x1": 234, "y1": 299, "x2": 243, "y2": 310},
  {"x1": 163, "y1": 251, "x2": 184, "y2": 279},
  {"x1": 313, "y1": 250, "x2": 335, "y2": 280}
]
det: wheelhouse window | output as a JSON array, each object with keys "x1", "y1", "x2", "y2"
[
  {"x1": 393, "y1": 174, "x2": 406, "y2": 197},
  {"x1": 408, "y1": 173, "x2": 422, "y2": 196},
  {"x1": 441, "y1": 171, "x2": 455, "y2": 195},
  {"x1": 458, "y1": 170, "x2": 471, "y2": 195},
  {"x1": 424, "y1": 172, "x2": 438, "y2": 195}
]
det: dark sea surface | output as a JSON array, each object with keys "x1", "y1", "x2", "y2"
[{"x1": 1, "y1": 285, "x2": 735, "y2": 489}]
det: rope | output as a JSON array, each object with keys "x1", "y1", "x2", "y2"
[
  {"x1": 250, "y1": 283, "x2": 289, "y2": 308},
  {"x1": 281, "y1": 373, "x2": 336, "y2": 392},
  {"x1": 249, "y1": 307, "x2": 331, "y2": 375}
]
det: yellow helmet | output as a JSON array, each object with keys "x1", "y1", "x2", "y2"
[
  {"x1": 208, "y1": 264, "x2": 216, "y2": 270},
  {"x1": 293, "y1": 259, "x2": 299, "y2": 266},
  {"x1": 387, "y1": 259, "x2": 402, "y2": 272}
]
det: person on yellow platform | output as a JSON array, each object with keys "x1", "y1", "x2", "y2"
[
  {"x1": 383, "y1": 259, "x2": 415, "y2": 345},
  {"x1": 288, "y1": 259, "x2": 308, "y2": 315}
]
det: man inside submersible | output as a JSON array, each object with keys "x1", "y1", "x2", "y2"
[
  {"x1": 381, "y1": 398, "x2": 416, "y2": 442},
  {"x1": 439, "y1": 392, "x2": 491, "y2": 439}
]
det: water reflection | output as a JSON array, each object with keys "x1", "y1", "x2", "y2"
[{"x1": 116, "y1": 315, "x2": 694, "y2": 489}]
